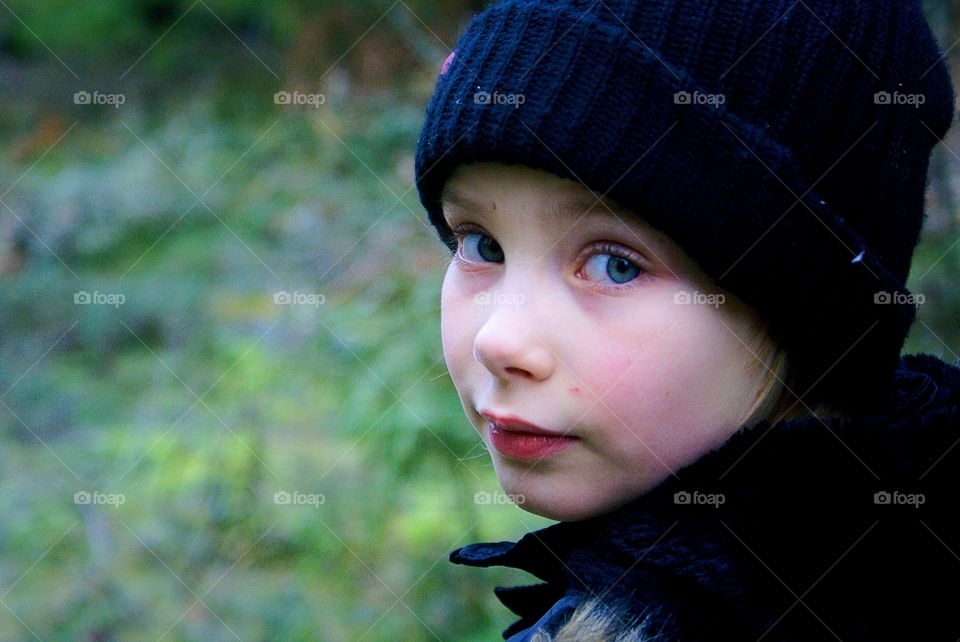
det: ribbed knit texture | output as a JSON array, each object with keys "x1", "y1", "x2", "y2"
[{"x1": 415, "y1": 0, "x2": 956, "y2": 414}]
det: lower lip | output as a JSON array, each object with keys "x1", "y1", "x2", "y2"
[{"x1": 488, "y1": 422, "x2": 578, "y2": 460}]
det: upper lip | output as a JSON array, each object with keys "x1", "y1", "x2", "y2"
[{"x1": 479, "y1": 410, "x2": 574, "y2": 438}]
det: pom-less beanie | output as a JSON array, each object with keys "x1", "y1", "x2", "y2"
[{"x1": 414, "y1": 0, "x2": 956, "y2": 415}]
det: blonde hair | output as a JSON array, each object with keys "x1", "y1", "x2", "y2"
[
  {"x1": 529, "y1": 325, "x2": 850, "y2": 642},
  {"x1": 530, "y1": 596, "x2": 670, "y2": 641},
  {"x1": 737, "y1": 316, "x2": 848, "y2": 430}
]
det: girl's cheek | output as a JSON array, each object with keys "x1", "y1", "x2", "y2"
[
  {"x1": 441, "y1": 264, "x2": 479, "y2": 386},
  {"x1": 583, "y1": 349, "x2": 635, "y2": 399},
  {"x1": 573, "y1": 321, "x2": 686, "y2": 445},
  {"x1": 574, "y1": 341, "x2": 648, "y2": 424},
  {"x1": 576, "y1": 303, "x2": 673, "y2": 399}
]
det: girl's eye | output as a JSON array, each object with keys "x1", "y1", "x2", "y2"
[
  {"x1": 452, "y1": 226, "x2": 504, "y2": 263},
  {"x1": 451, "y1": 225, "x2": 647, "y2": 290},
  {"x1": 581, "y1": 243, "x2": 646, "y2": 289}
]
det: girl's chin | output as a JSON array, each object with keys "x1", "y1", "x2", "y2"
[
  {"x1": 493, "y1": 470, "x2": 651, "y2": 521},
  {"x1": 515, "y1": 496, "x2": 609, "y2": 522},
  {"x1": 491, "y1": 477, "x2": 592, "y2": 521}
]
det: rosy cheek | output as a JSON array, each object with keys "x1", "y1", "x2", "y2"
[
  {"x1": 441, "y1": 316, "x2": 471, "y2": 380},
  {"x1": 575, "y1": 338, "x2": 637, "y2": 398},
  {"x1": 440, "y1": 282, "x2": 471, "y2": 382},
  {"x1": 574, "y1": 332, "x2": 687, "y2": 450},
  {"x1": 572, "y1": 349, "x2": 647, "y2": 429},
  {"x1": 442, "y1": 285, "x2": 498, "y2": 399}
]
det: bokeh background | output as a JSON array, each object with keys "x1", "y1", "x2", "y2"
[{"x1": 0, "y1": 1, "x2": 957, "y2": 640}]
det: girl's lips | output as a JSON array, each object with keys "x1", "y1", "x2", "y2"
[
  {"x1": 478, "y1": 411, "x2": 568, "y2": 437},
  {"x1": 486, "y1": 421, "x2": 578, "y2": 461}
]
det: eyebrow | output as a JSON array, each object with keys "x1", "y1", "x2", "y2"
[{"x1": 441, "y1": 188, "x2": 625, "y2": 224}]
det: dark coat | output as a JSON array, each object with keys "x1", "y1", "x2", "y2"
[{"x1": 450, "y1": 353, "x2": 960, "y2": 641}]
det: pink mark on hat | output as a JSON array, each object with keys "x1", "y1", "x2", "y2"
[{"x1": 441, "y1": 50, "x2": 456, "y2": 76}]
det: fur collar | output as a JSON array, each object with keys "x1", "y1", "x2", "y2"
[{"x1": 451, "y1": 353, "x2": 960, "y2": 641}]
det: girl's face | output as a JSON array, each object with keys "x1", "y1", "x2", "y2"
[{"x1": 440, "y1": 162, "x2": 769, "y2": 522}]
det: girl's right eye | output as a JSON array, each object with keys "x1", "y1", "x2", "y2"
[{"x1": 452, "y1": 224, "x2": 504, "y2": 264}]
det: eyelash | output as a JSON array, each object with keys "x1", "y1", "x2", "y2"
[{"x1": 448, "y1": 223, "x2": 649, "y2": 291}]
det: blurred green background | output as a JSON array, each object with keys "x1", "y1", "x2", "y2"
[{"x1": 0, "y1": 1, "x2": 957, "y2": 640}]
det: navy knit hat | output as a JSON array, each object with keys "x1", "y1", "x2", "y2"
[{"x1": 414, "y1": 0, "x2": 956, "y2": 415}]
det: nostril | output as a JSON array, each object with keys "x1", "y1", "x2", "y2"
[{"x1": 504, "y1": 366, "x2": 532, "y2": 378}]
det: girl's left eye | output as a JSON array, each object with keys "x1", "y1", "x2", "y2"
[
  {"x1": 450, "y1": 225, "x2": 648, "y2": 290},
  {"x1": 580, "y1": 243, "x2": 647, "y2": 290}
]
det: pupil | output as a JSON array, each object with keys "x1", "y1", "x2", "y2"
[
  {"x1": 480, "y1": 237, "x2": 502, "y2": 261},
  {"x1": 609, "y1": 257, "x2": 636, "y2": 283}
]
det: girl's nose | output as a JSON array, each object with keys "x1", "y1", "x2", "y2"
[{"x1": 472, "y1": 299, "x2": 554, "y2": 382}]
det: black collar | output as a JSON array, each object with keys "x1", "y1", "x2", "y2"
[{"x1": 451, "y1": 353, "x2": 960, "y2": 640}]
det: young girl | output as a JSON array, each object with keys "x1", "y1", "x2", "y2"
[{"x1": 414, "y1": 0, "x2": 959, "y2": 639}]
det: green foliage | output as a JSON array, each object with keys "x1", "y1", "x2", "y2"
[
  {"x1": 0, "y1": 3, "x2": 956, "y2": 638},
  {"x1": 0, "y1": 67, "x2": 547, "y2": 642}
]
